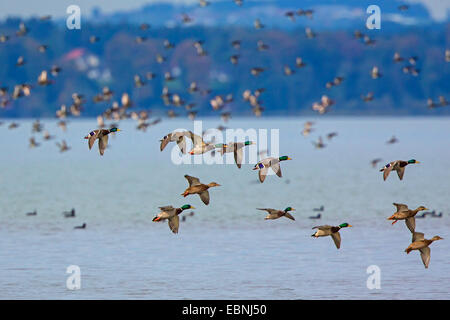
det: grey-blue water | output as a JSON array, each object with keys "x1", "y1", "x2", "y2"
[{"x1": 0, "y1": 117, "x2": 449, "y2": 299}]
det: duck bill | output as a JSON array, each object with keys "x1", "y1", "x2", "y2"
[{"x1": 348, "y1": 224, "x2": 353, "y2": 227}]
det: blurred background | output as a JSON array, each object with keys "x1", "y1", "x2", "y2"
[{"x1": 0, "y1": 0, "x2": 449, "y2": 118}]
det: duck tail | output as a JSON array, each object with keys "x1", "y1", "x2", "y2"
[
  {"x1": 405, "y1": 247, "x2": 412, "y2": 254},
  {"x1": 311, "y1": 233, "x2": 316, "y2": 237}
]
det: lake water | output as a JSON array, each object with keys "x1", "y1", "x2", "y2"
[{"x1": 0, "y1": 117, "x2": 449, "y2": 299}]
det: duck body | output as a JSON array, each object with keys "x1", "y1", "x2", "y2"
[
  {"x1": 405, "y1": 232, "x2": 443, "y2": 268},
  {"x1": 387, "y1": 203, "x2": 428, "y2": 233},
  {"x1": 257, "y1": 207, "x2": 295, "y2": 221},
  {"x1": 380, "y1": 159, "x2": 419, "y2": 180},
  {"x1": 311, "y1": 223, "x2": 352, "y2": 249},
  {"x1": 217, "y1": 141, "x2": 254, "y2": 168},
  {"x1": 84, "y1": 127, "x2": 120, "y2": 156},
  {"x1": 181, "y1": 175, "x2": 221, "y2": 205},
  {"x1": 152, "y1": 204, "x2": 194, "y2": 234},
  {"x1": 253, "y1": 156, "x2": 292, "y2": 183}
]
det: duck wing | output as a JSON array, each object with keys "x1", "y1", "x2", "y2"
[
  {"x1": 199, "y1": 190, "x2": 210, "y2": 205},
  {"x1": 312, "y1": 225, "x2": 332, "y2": 230},
  {"x1": 393, "y1": 203, "x2": 409, "y2": 212},
  {"x1": 271, "y1": 161, "x2": 282, "y2": 177},
  {"x1": 234, "y1": 144, "x2": 243, "y2": 169},
  {"x1": 396, "y1": 166, "x2": 406, "y2": 180},
  {"x1": 168, "y1": 215, "x2": 180, "y2": 234},
  {"x1": 88, "y1": 131, "x2": 98, "y2": 150},
  {"x1": 98, "y1": 134, "x2": 108, "y2": 156},
  {"x1": 419, "y1": 247, "x2": 431, "y2": 268},
  {"x1": 184, "y1": 174, "x2": 201, "y2": 187},
  {"x1": 331, "y1": 231, "x2": 341, "y2": 249},
  {"x1": 284, "y1": 212, "x2": 295, "y2": 221},
  {"x1": 383, "y1": 163, "x2": 394, "y2": 180},
  {"x1": 160, "y1": 134, "x2": 171, "y2": 151},
  {"x1": 258, "y1": 166, "x2": 268, "y2": 183},
  {"x1": 176, "y1": 135, "x2": 187, "y2": 154},
  {"x1": 412, "y1": 232, "x2": 424, "y2": 242},
  {"x1": 405, "y1": 217, "x2": 416, "y2": 233},
  {"x1": 159, "y1": 205, "x2": 175, "y2": 212},
  {"x1": 186, "y1": 130, "x2": 205, "y2": 147}
]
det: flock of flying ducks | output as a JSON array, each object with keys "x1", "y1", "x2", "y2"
[{"x1": 1, "y1": 2, "x2": 447, "y2": 269}]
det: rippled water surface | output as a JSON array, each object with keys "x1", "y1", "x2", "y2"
[{"x1": 0, "y1": 117, "x2": 449, "y2": 299}]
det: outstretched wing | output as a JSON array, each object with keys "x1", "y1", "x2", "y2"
[
  {"x1": 184, "y1": 174, "x2": 201, "y2": 187},
  {"x1": 396, "y1": 167, "x2": 405, "y2": 180},
  {"x1": 405, "y1": 217, "x2": 416, "y2": 233},
  {"x1": 98, "y1": 135, "x2": 108, "y2": 156},
  {"x1": 186, "y1": 131, "x2": 205, "y2": 147},
  {"x1": 383, "y1": 164, "x2": 393, "y2": 181},
  {"x1": 160, "y1": 134, "x2": 171, "y2": 151},
  {"x1": 284, "y1": 212, "x2": 295, "y2": 221},
  {"x1": 419, "y1": 247, "x2": 431, "y2": 268},
  {"x1": 412, "y1": 232, "x2": 424, "y2": 242},
  {"x1": 258, "y1": 166, "x2": 268, "y2": 183},
  {"x1": 176, "y1": 135, "x2": 187, "y2": 154},
  {"x1": 158, "y1": 205, "x2": 174, "y2": 212},
  {"x1": 88, "y1": 131, "x2": 98, "y2": 150},
  {"x1": 168, "y1": 215, "x2": 180, "y2": 234},
  {"x1": 393, "y1": 203, "x2": 409, "y2": 212},
  {"x1": 271, "y1": 161, "x2": 282, "y2": 178},
  {"x1": 312, "y1": 225, "x2": 332, "y2": 230},
  {"x1": 234, "y1": 145, "x2": 243, "y2": 169},
  {"x1": 199, "y1": 191, "x2": 210, "y2": 205},
  {"x1": 331, "y1": 231, "x2": 341, "y2": 249}
]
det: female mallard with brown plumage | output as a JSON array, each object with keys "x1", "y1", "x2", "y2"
[
  {"x1": 387, "y1": 203, "x2": 428, "y2": 233},
  {"x1": 181, "y1": 175, "x2": 221, "y2": 205},
  {"x1": 152, "y1": 204, "x2": 195, "y2": 234},
  {"x1": 84, "y1": 127, "x2": 120, "y2": 156},
  {"x1": 405, "y1": 232, "x2": 443, "y2": 268}
]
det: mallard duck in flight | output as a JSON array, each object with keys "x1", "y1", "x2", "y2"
[
  {"x1": 84, "y1": 127, "x2": 120, "y2": 155},
  {"x1": 186, "y1": 131, "x2": 217, "y2": 155},
  {"x1": 387, "y1": 203, "x2": 428, "y2": 233},
  {"x1": 311, "y1": 223, "x2": 352, "y2": 249},
  {"x1": 182, "y1": 175, "x2": 221, "y2": 205},
  {"x1": 152, "y1": 204, "x2": 195, "y2": 234},
  {"x1": 160, "y1": 131, "x2": 191, "y2": 154},
  {"x1": 253, "y1": 156, "x2": 292, "y2": 183},
  {"x1": 216, "y1": 141, "x2": 254, "y2": 168},
  {"x1": 257, "y1": 207, "x2": 295, "y2": 221},
  {"x1": 380, "y1": 159, "x2": 420, "y2": 180},
  {"x1": 405, "y1": 232, "x2": 443, "y2": 268}
]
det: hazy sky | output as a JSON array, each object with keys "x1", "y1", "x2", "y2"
[{"x1": 0, "y1": 0, "x2": 448, "y2": 21}]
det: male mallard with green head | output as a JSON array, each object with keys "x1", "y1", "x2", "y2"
[
  {"x1": 253, "y1": 156, "x2": 292, "y2": 183},
  {"x1": 380, "y1": 159, "x2": 420, "y2": 180},
  {"x1": 257, "y1": 207, "x2": 295, "y2": 221},
  {"x1": 182, "y1": 175, "x2": 221, "y2": 205},
  {"x1": 84, "y1": 127, "x2": 121, "y2": 155},
  {"x1": 311, "y1": 223, "x2": 352, "y2": 249},
  {"x1": 217, "y1": 141, "x2": 254, "y2": 168},
  {"x1": 152, "y1": 204, "x2": 195, "y2": 234}
]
